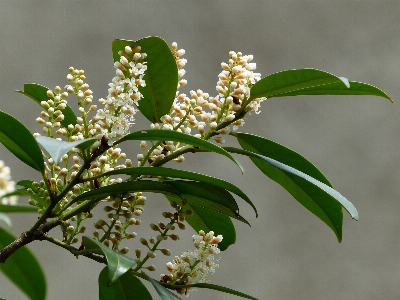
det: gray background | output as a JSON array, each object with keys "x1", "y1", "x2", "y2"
[{"x1": 0, "y1": 1, "x2": 399, "y2": 299}]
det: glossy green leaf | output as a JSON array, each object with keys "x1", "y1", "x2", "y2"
[
  {"x1": 0, "y1": 204, "x2": 37, "y2": 213},
  {"x1": 99, "y1": 267, "x2": 152, "y2": 300},
  {"x1": 185, "y1": 282, "x2": 258, "y2": 300},
  {"x1": 0, "y1": 227, "x2": 46, "y2": 300},
  {"x1": 112, "y1": 37, "x2": 178, "y2": 123},
  {"x1": 166, "y1": 195, "x2": 236, "y2": 251},
  {"x1": 66, "y1": 181, "x2": 181, "y2": 216},
  {"x1": 116, "y1": 129, "x2": 244, "y2": 173},
  {"x1": 35, "y1": 136, "x2": 97, "y2": 164},
  {"x1": 16, "y1": 83, "x2": 77, "y2": 128},
  {"x1": 235, "y1": 133, "x2": 358, "y2": 223},
  {"x1": 0, "y1": 111, "x2": 44, "y2": 172},
  {"x1": 226, "y1": 142, "x2": 358, "y2": 242},
  {"x1": 100, "y1": 166, "x2": 257, "y2": 216},
  {"x1": 0, "y1": 213, "x2": 12, "y2": 228},
  {"x1": 249, "y1": 69, "x2": 392, "y2": 102},
  {"x1": 83, "y1": 236, "x2": 137, "y2": 285},
  {"x1": 164, "y1": 180, "x2": 248, "y2": 224},
  {"x1": 72, "y1": 181, "x2": 180, "y2": 204},
  {"x1": 142, "y1": 272, "x2": 182, "y2": 300}
]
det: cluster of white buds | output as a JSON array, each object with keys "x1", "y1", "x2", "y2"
[
  {"x1": 0, "y1": 160, "x2": 17, "y2": 205},
  {"x1": 142, "y1": 44, "x2": 265, "y2": 166},
  {"x1": 160, "y1": 230, "x2": 223, "y2": 296},
  {"x1": 36, "y1": 85, "x2": 69, "y2": 138},
  {"x1": 89, "y1": 46, "x2": 147, "y2": 141}
]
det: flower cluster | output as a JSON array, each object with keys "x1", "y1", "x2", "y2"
[
  {"x1": 140, "y1": 43, "x2": 265, "y2": 166},
  {"x1": 160, "y1": 230, "x2": 223, "y2": 296},
  {"x1": 0, "y1": 160, "x2": 17, "y2": 205},
  {"x1": 90, "y1": 45, "x2": 147, "y2": 141}
]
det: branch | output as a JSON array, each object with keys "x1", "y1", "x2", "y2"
[{"x1": 0, "y1": 219, "x2": 61, "y2": 263}]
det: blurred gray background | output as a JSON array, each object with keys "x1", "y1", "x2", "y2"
[{"x1": 1, "y1": 1, "x2": 400, "y2": 299}]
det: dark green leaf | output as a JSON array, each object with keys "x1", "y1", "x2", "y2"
[
  {"x1": 0, "y1": 227, "x2": 46, "y2": 300},
  {"x1": 226, "y1": 141, "x2": 358, "y2": 242},
  {"x1": 82, "y1": 236, "x2": 137, "y2": 285},
  {"x1": 0, "y1": 204, "x2": 37, "y2": 213},
  {"x1": 16, "y1": 83, "x2": 77, "y2": 128},
  {"x1": 112, "y1": 37, "x2": 178, "y2": 123},
  {"x1": 99, "y1": 267, "x2": 152, "y2": 300},
  {"x1": 186, "y1": 282, "x2": 258, "y2": 300},
  {"x1": 0, "y1": 213, "x2": 12, "y2": 228},
  {"x1": 35, "y1": 136, "x2": 97, "y2": 164},
  {"x1": 116, "y1": 129, "x2": 244, "y2": 173},
  {"x1": 164, "y1": 180, "x2": 249, "y2": 225},
  {"x1": 72, "y1": 181, "x2": 180, "y2": 204},
  {"x1": 142, "y1": 272, "x2": 182, "y2": 300},
  {"x1": 0, "y1": 111, "x2": 44, "y2": 172},
  {"x1": 166, "y1": 195, "x2": 236, "y2": 251},
  {"x1": 250, "y1": 69, "x2": 392, "y2": 102},
  {"x1": 101, "y1": 166, "x2": 257, "y2": 216}
]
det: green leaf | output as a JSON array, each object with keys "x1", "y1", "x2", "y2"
[
  {"x1": 35, "y1": 136, "x2": 97, "y2": 164},
  {"x1": 0, "y1": 204, "x2": 37, "y2": 213},
  {"x1": 250, "y1": 68, "x2": 392, "y2": 102},
  {"x1": 226, "y1": 142, "x2": 358, "y2": 242},
  {"x1": 166, "y1": 195, "x2": 236, "y2": 251},
  {"x1": 16, "y1": 83, "x2": 78, "y2": 128},
  {"x1": 100, "y1": 166, "x2": 257, "y2": 217},
  {"x1": 142, "y1": 272, "x2": 182, "y2": 300},
  {"x1": 116, "y1": 129, "x2": 244, "y2": 173},
  {"x1": 72, "y1": 181, "x2": 180, "y2": 204},
  {"x1": 185, "y1": 282, "x2": 258, "y2": 300},
  {"x1": 99, "y1": 267, "x2": 152, "y2": 300},
  {"x1": 0, "y1": 213, "x2": 12, "y2": 228},
  {"x1": 82, "y1": 236, "x2": 137, "y2": 285},
  {"x1": 112, "y1": 37, "x2": 178, "y2": 123},
  {"x1": 0, "y1": 111, "x2": 44, "y2": 172},
  {"x1": 164, "y1": 180, "x2": 249, "y2": 224},
  {"x1": 0, "y1": 227, "x2": 46, "y2": 300}
]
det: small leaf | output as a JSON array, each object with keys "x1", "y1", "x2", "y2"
[
  {"x1": 165, "y1": 195, "x2": 236, "y2": 251},
  {"x1": 142, "y1": 272, "x2": 182, "y2": 300},
  {"x1": 112, "y1": 37, "x2": 178, "y2": 123},
  {"x1": 16, "y1": 83, "x2": 77, "y2": 128},
  {"x1": 0, "y1": 213, "x2": 12, "y2": 228},
  {"x1": 17, "y1": 180, "x2": 34, "y2": 188},
  {"x1": 250, "y1": 68, "x2": 392, "y2": 102},
  {"x1": 0, "y1": 204, "x2": 37, "y2": 213},
  {"x1": 101, "y1": 167, "x2": 257, "y2": 216},
  {"x1": 35, "y1": 136, "x2": 97, "y2": 164},
  {"x1": 82, "y1": 236, "x2": 137, "y2": 285},
  {"x1": 0, "y1": 227, "x2": 46, "y2": 300},
  {"x1": 98, "y1": 267, "x2": 152, "y2": 300},
  {"x1": 116, "y1": 129, "x2": 244, "y2": 173},
  {"x1": 164, "y1": 180, "x2": 249, "y2": 224},
  {"x1": 0, "y1": 111, "x2": 44, "y2": 172}
]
